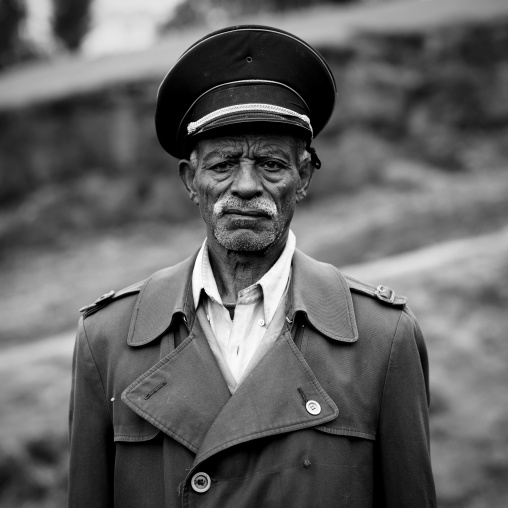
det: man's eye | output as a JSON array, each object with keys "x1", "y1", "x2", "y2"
[
  {"x1": 211, "y1": 161, "x2": 235, "y2": 171},
  {"x1": 260, "y1": 160, "x2": 285, "y2": 171}
]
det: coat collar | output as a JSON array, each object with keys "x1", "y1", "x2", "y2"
[
  {"x1": 289, "y1": 249, "x2": 358, "y2": 343},
  {"x1": 127, "y1": 254, "x2": 197, "y2": 346},
  {"x1": 127, "y1": 248, "x2": 358, "y2": 346}
]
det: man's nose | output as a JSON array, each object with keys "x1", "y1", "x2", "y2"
[{"x1": 230, "y1": 161, "x2": 263, "y2": 199}]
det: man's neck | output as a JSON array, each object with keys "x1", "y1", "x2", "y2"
[{"x1": 206, "y1": 231, "x2": 288, "y2": 305}]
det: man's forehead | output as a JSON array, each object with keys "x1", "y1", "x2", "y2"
[{"x1": 195, "y1": 133, "x2": 298, "y2": 161}]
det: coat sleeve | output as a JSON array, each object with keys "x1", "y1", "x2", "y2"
[
  {"x1": 377, "y1": 308, "x2": 437, "y2": 507},
  {"x1": 68, "y1": 317, "x2": 115, "y2": 507}
]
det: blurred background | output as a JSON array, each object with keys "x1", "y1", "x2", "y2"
[{"x1": 0, "y1": 0, "x2": 507, "y2": 506}]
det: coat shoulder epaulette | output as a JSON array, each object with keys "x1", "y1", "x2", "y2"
[
  {"x1": 79, "y1": 279, "x2": 146, "y2": 319},
  {"x1": 343, "y1": 274, "x2": 407, "y2": 307}
]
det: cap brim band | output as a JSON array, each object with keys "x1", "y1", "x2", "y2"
[{"x1": 187, "y1": 103, "x2": 312, "y2": 136}]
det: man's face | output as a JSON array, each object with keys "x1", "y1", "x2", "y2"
[{"x1": 180, "y1": 132, "x2": 312, "y2": 252}]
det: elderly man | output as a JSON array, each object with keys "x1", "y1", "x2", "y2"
[{"x1": 69, "y1": 25, "x2": 436, "y2": 507}]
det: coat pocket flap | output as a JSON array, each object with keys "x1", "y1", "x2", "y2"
[
  {"x1": 315, "y1": 424, "x2": 376, "y2": 441},
  {"x1": 114, "y1": 430, "x2": 160, "y2": 443}
]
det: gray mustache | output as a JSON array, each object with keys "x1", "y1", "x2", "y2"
[{"x1": 213, "y1": 196, "x2": 278, "y2": 218}]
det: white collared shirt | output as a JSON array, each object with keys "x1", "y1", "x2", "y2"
[{"x1": 192, "y1": 230, "x2": 296, "y2": 384}]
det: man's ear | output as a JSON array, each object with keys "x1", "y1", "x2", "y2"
[
  {"x1": 179, "y1": 159, "x2": 200, "y2": 205},
  {"x1": 296, "y1": 158, "x2": 314, "y2": 204}
]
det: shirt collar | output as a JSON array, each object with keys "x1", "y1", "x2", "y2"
[{"x1": 192, "y1": 231, "x2": 296, "y2": 326}]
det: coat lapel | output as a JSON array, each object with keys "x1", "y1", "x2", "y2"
[
  {"x1": 121, "y1": 320, "x2": 231, "y2": 454},
  {"x1": 191, "y1": 329, "x2": 339, "y2": 468}
]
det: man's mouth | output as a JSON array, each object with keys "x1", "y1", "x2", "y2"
[{"x1": 224, "y1": 208, "x2": 269, "y2": 217}]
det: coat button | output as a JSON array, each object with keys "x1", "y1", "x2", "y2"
[
  {"x1": 191, "y1": 472, "x2": 211, "y2": 493},
  {"x1": 306, "y1": 400, "x2": 321, "y2": 415}
]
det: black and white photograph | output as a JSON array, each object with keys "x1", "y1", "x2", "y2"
[{"x1": 0, "y1": 0, "x2": 507, "y2": 506}]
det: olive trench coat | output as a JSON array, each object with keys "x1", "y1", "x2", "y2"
[{"x1": 69, "y1": 249, "x2": 436, "y2": 507}]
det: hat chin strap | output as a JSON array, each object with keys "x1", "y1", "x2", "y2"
[
  {"x1": 307, "y1": 146, "x2": 321, "y2": 169},
  {"x1": 186, "y1": 103, "x2": 312, "y2": 136}
]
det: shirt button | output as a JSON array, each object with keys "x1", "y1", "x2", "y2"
[
  {"x1": 258, "y1": 319, "x2": 265, "y2": 326},
  {"x1": 191, "y1": 472, "x2": 211, "y2": 493},
  {"x1": 306, "y1": 400, "x2": 321, "y2": 415}
]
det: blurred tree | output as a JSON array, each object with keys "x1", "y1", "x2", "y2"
[
  {"x1": 161, "y1": 0, "x2": 358, "y2": 32},
  {"x1": 51, "y1": 0, "x2": 93, "y2": 52},
  {"x1": 0, "y1": 0, "x2": 27, "y2": 69}
]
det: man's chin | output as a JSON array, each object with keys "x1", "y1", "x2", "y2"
[{"x1": 213, "y1": 228, "x2": 278, "y2": 252}]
